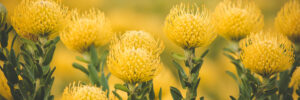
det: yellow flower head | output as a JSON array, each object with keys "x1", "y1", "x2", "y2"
[
  {"x1": 213, "y1": 0, "x2": 264, "y2": 41},
  {"x1": 291, "y1": 68, "x2": 300, "y2": 88},
  {"x1": 0, "y1": 71, "x2": 11, "y2": 100},
  {"x1": 107, "y1": 31, "x2": 164, "y2": 83},
  {"x1": 62, "y1": 82, "x2": 107, "y2": 100},
  {"x1": 164, "y1": 3, "x2": 216, "y2": 49},
  {"x1": 275, "y1": 0, "x2": 300, "y2": 43},
  {"x1": 240, "y1": 31, "x2": 294, "y2": 77},
  {"x1": 11, "y1": 0, "x2": 67, "y2": 40},
  {"x1": 60, "y1": 9, "x2": 112, "y2": 52}
]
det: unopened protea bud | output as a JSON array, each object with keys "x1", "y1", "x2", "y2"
[
  {"x1": 240, "y1": 31, "x2": 294, "y2": 77},
  {"x1": 60, "y1": 9, "x2": 112, "y2": 52},
  {"x1": 62, "y1": 82, "x2": 108, "y2": 100},
  {"x1": 164, "y1": 3, "x2": 216, "y2": 49},
  {"x1": 11, "y1": 0, "x2": 68, "y2": 40},
  {"x1": 213, "y1": 0, "x2": 264, "y2": 41},
  {"x1": 107, "y1": 31, "x2": 164, "y2": 83},
  {"x1": 275, "y1": 0, "x2": 300, "y2": 43}
]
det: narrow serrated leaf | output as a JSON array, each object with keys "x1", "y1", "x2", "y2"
[
  {"x1": 170, "y1": 86, "x2": 183, "y2": 100},
  {"x1": 114, "y1": 84, "x2": 129, "y2": 93},
  {"x1": 72, "y1": 63, "x2": 89, "y2": 75}
]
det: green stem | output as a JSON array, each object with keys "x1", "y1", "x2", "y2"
[
  {"x1": 184, "y1": 48, "x2": 196, "y2": 100},
  {"x1": 128, "y1": 83, "x2": 137, "y2": 100},
  {"x1": 255, "y1": 76, "x2": 270, "y2": 100}
]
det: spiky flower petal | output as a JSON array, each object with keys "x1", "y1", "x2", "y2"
[
  {"x1": 11, "y1": 0, "x2": 67, "y2": 40},
  {"x1": 164, "y1": 3, "x2": 216, "y2": 49},
  {"x1": 240, "y1": 31, "x2": 294, "y2": 77},
  {"x1": 60, "y1": 9, "x2": 112, "y2": 52},
  {"x1": 275, "y1": 0, "x2": 300, "y2": 43},
  {"x1": 213, "y1": 0, "x2": 264, "y2": 41},
  {"x1": 62, "y1": 82, "x2": 107, "y2": 100},
  {"x1": 107, "y1": 31, "x2": 164, "y2": 83}
]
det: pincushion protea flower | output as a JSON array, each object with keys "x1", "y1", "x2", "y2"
[
  {"x1": 107, "y1": 31, "x2": 164, "y2": 83},
  {"x1": 60, "y1": 9, "x2": 112, "y2": 52},
  {"x1": 213, "y1": 0, "x2": 264, "y2": 41},
  {"x1": 0, "y1": 71, "x2": 11, "y2": 100},
  {"x1": 11, "y1": 0, "x2": 67, "y2": 40},
  {"x1": 164, "y1": 3, "x2": 216, "y2": 49},
  {"x1": 275, "y1": 0, "x2": 300, "y2": 43},
  {"x1": 240, "y1": 31, "x2": 294, "y2": 77},
  {"x1": 62, "y1": 82, "x2": 107, "y2": 100}
]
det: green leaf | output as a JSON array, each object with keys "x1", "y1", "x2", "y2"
[
  {"x1": 170, "y1": 86, "x2": 183, "y2": 100},
  {"x1": 0, "y1": 49, "x2": 7, "y2": 61},
  {"x1": 0, "y1": 27, "x2": 8, "y2": 47},
  {"x1": 8, "y1": 49, "x2": 17, "y2": 67},
  {"x1": 200, "y1": 96, "x2": 204, "y2": 100},
  {"x1": 178, "y1": 70, "x2": 186, "y2": 89},
  {"x1": 90, "y1": 45, "x2": 99, "y2": 71},
  {"x1": 158, "y1": 88, "x2": 162, "y2": 100},
  {"x1": 75, "y1": 56, "x2": 89, "y2": 63},
  {"x1": 112, "y1": 91, "x2": 122, "y2": 100},
  {"x1": 114, "y1": 84, "x2": 129, "y2": 93},
  {"x1": 42, "y1": 45, "x2": 56, "y2": 65},
  {"x1": 191, "y1": 61, "x2": 203, "y2": 73},
  {"x1": 172, "y1": 60, "x2": 187, "y2": 78},
  {"x1": 3, "y1": 64, "x2": 18, "y2": 84},
  {"x1": 100, "y1": 50, "x2": 108, "y2": 72},
  {"x1": 171, "y1": 52, "x2": 185, "y2": 60},
  {"x1": 100, "y1": 72, "x2": 109, "y2": 91},
  {"x1": 88, "y1": 64, "x2": 100, "y2": 86},
  {"x1": 226, "y1": 71, "x2": 238, "y2": 82},
  {"x1": 200, "y1": 49, "x2": 209, "y2": 58},
  {"x1": 264, "y1": 88, "x2": 278, "y2": 96},
  {"x1": 223, "y1": 48, "x2": 235, "y2": 54},
  {"x1": 72, "y1": 63, "x2": 89, "y2": 75},
  {"x1": 224, "y1": 53, "x2": 236, "y2": 61}
]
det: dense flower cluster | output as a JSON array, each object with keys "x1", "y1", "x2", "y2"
[
  {"x1": 275, "y1": 0, "x2": 300, "y2": 43},
  {"x1": 240, "y1": 31, "x2": 294, "y2": 77},
  {"x1": 11, "y1": 0, "x2": 67, "y2": 40},
  {"x1": 60, "y1": 9, "x2": 112, "y2": 52},
  {"x1": 107, "y1": 31, "x2": 164, "y2": 83},
  {"x1": 164, "y1": 3, "x2": 216, "y2": 49},
  {"x1": 213, "y1": 0, "x2": 264, "y2": 41},
  {"x1": 62, "y1": 82, "x2": 107, "y2": 100}
]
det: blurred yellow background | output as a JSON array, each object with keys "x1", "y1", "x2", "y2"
[{"x1": 0, "y1": 0, "x2": 290, "y2": 99}]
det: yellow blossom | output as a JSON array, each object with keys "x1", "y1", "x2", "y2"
[
  {"x1": 60, "y1": 9, "x2": 112, "y2": 52},
  {"x1": 213, "y1": 0, "x2": 264, "y2": 41},
  {"x1": 164, "y1": 3, "x2": 216, "y2": 49},
  {"x1": 275, "y1": 0, "x2": 300, "y2": 43},
  {"x1": 11, "y1": 0, "x2": 67, "y2": 40},
  {"x1": 240, "y1": 31, "x2": 294, "y2": 77},
  {"x1": 0, "y1": 71, "x2": 12, "y2": 100},
  {"x1": 107, "y1": 31, "x2": 164, "y2": 83},
  {"x1": 61, "y1": 82, "x2": 107, "y2": 100}
]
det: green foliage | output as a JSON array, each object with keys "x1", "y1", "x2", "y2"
[
  {"x1": 72, "y1": 45, "x2": 110, "y2": 96},
  {"x1": 113, "y1": 81, "x2": 159, "y2": 100},
  {"x1": 170, "y1": 49, "x2": 208, "y2": 100},
  {"x1": 0, "y1": 30, "x2": 59, "y2": 100}
]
